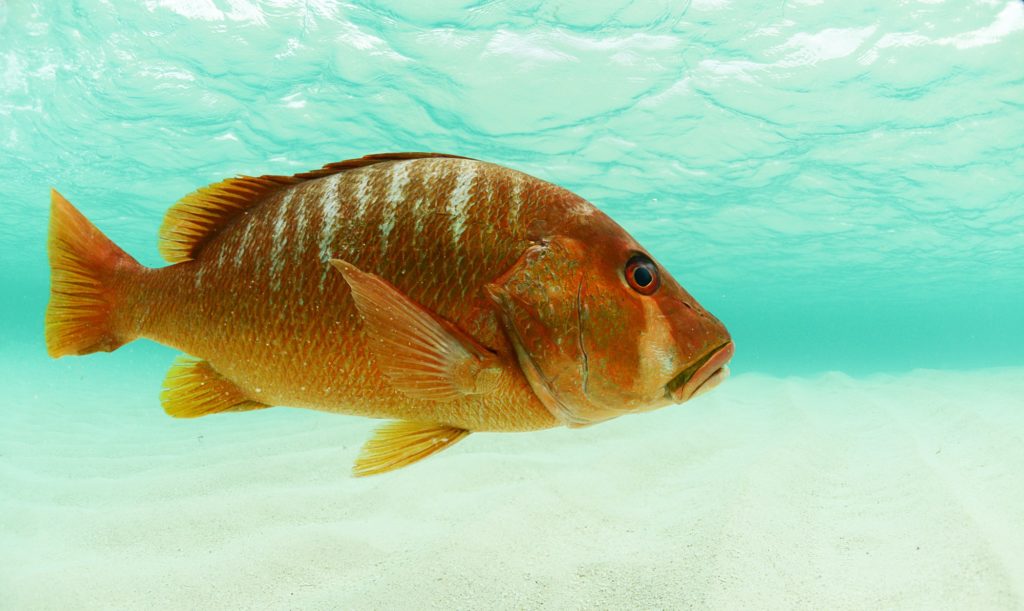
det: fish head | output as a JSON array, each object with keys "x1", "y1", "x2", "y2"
[{"x1": 487, "y1": 212, "x2": 732, "y2": 427}]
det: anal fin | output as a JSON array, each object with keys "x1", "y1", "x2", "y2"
[
  {"x1": 161, "y1": 356, "x2": 269, "y2": 418},
  {"x1": 354, "y1": 421, "x2": 470, "y2": 477}
]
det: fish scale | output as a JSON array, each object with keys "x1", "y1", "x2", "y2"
[
  {"x1": 45, "y1": 153, "x2": 732, "y2": 475},
  {"x1": 135, "y1": 159, "x2": 545, "y2": 428}
]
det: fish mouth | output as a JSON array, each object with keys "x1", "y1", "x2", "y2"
[{"x1": 665, "y1": 341, "x2": 734, "y2": 403}]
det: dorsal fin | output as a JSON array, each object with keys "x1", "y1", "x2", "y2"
[
  {"x1": 158, "y1": 174, "x2": 297, "y2": 263},
  {"x1": 157, "y1": 152, "x2": 472, "y2": 263}
]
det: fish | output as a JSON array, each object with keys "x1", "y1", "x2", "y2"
[{"x1": 45, "y1": 152, "x2": 734, "y2": 476}]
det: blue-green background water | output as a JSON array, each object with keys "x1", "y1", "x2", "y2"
[
  {"x1": 2, "y1": 0, "x2": 1022, "y2": 374},
  {"x1": 3, "y1": 4, "x2": 1024, "y2": 607}
]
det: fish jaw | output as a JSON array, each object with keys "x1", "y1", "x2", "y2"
[{"x1": 666, "y1": 341, "x2": 734, "y2": 403}]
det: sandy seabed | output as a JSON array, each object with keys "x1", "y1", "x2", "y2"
[{"x1": 2, "y1": 354, "x2": 1023, "y2": 610}]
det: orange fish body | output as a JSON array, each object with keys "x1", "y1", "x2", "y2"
[{"x1": 46, "y1": 153, "x2": 733, "y2": 475}]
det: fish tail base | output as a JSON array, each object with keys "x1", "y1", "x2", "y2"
[{"x1": 45, "y1": 189, "x2": 142, "y2": 357}]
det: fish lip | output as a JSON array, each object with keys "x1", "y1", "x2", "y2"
[{"x1": 665, "y1": 341, "x2": 734, "y2": 402}]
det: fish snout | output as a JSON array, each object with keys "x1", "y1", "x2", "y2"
[{"x1": 665, "y1": 341, "x2": 734, "y2": 403}]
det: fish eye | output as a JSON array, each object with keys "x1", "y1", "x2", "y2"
[{"x1": 624, "y1": 255, "x2": 659, "y2": 295}]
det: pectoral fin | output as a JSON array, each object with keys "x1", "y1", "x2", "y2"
[
  {"x1": 354, "y1": 421, "x2": 470, "y2": 477},
  {"x1": 331, "y1": 259, "x2": 502, "y2": 400}
]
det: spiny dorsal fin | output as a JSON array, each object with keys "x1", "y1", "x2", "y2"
[
  {"x1": 161, "y1": 355, "x2": 269, "y2": 418},
  {"x1": 330, "y1": 258, "x2": 502, "y2": 401},
  {"x1": 354, "y1": 421, "x2": 470, "y2": 477},
  {"x1": 158, "y1": 152, "x2": 473, "y2": 263},
  {"x1": 158, "y1": 174, "x2": 298, "y2": 263}
]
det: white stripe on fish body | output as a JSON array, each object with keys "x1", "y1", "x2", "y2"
[
  {"x1": 352, "y1": 172, "x2": 371, "y2": 222},
  {"x1": 407, "y1": 159, "x2": 432, "y2": 217},
  {"x1": 215, "y1": 238, "x2": 229, "y2": 271},
  {"x1": 411, "y1": 160, "x2": 442, "y2": 237},
  {"x1": 386, "y1": 160, "x2": 411, "y2": 206},
  {"x1": 412, "y1": 198, "x2": 427, "y2": 237},
  {"x1": 234, "y1": 211, "x2": 258, "y2": 271},
  {"x1": 508, "y1": 172, "x2": 523, "y2": 225},
  {"x1": 292, "y1": 182, "x2": 312, "y2": 267},
  {"x1": 572, "y1": 198, "x2": 595, "y2": 217},
  {"x1": 379, "y1": 216, "x2": 395, "y2": 254},
  {"x1": 379, "y1": 161, "x2": 411, "y2": 254},
  {"x1": 317, "y1": 173, "x2": 344, "y2": 290},
  {"x1": 193, "y1": 263, "x2": 205, "y2": 289},
  {"x1": 269, "y1": 190, "x2": 296, "y2": 292},
  {"x1": 447, "y1": 160, "x2": 478, "y2": 247}
]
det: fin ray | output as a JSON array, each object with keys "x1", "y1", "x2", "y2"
[
  {"x1": 158, "y1": 153, "x2": 472, "y2": 263},
  {"x1": 161, "y1": 356, "x2": 269, "y2": 418},
  {"x1": 330, "y1": 259, "x2": 502, "y2": 401},
  {"x1": 354, "y1": 421, "x2": 470, "y2": 477},
  {"x1": 158, "y1": 175, "x2": 297, "y2": 263},
  {"x1": 46, "y1": 189, "x2": 141, "y2": 357}
]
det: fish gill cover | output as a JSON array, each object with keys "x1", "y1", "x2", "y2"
[{"x1": 1, "y1": 0, "x2": 1022, "y2": 374}]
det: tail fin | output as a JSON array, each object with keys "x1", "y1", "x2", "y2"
[{"x1": 45, "y1": 189, "x2": 142, "y2": 357}]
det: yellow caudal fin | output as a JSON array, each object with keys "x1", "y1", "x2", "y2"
[
  {"x1": 353, "y1": 421, "x2": 470, "y2": 477},
  {"x1": 161, "y1": 356, "x2": 270, "y2": 418},
  {"x1": 45, "y1": 189, "x2": 143, "y2": 357}
]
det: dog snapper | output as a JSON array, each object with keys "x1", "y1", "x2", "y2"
[{"x1": 46, "y1": 153, "x2": 733, "y2": 475}]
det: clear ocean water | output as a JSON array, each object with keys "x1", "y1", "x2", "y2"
[{"x1": 2, "y1": 1, "x2": 1023, "y2": 608}]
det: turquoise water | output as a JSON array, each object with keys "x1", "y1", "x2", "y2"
[
  {"x1": 3, "y1": 0, "x2": 1022, "y2": 374},
  {"x1": 3, "y1": 2, "x2": 1024, "y2": 608}
]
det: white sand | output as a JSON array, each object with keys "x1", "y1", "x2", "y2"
[{"x1": 2, "y1": 353, "x2": 1023, "y2": 609}]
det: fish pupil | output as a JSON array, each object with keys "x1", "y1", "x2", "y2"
[{"x1": 633, "y1": 266, "x2": 653, "y2": 287}]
